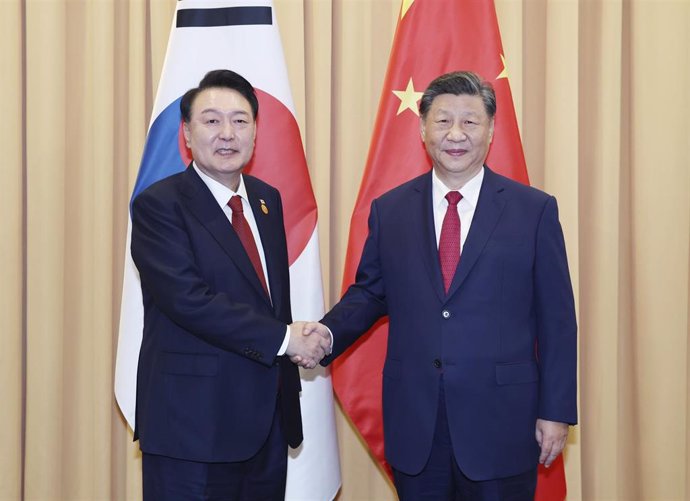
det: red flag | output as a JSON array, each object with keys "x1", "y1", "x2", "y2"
[{"x1": 331, "y1": 0, "x2": 566, "y2": 499}]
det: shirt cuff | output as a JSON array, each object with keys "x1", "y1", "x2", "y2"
[
  {"x1": 277, "y1": 326, "x2": 290, "y2": 356},
  {"x1": 325, "y1": 326, "x2": 334, "y2": 353}
]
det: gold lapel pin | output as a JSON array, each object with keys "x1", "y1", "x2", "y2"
[{"x1": 260, "y1": 199, "x2": 269, "y2": 214}]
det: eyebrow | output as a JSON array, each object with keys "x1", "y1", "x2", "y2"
[{"x1": 198, "y1": 108, "x2": 250, "y2": 116}]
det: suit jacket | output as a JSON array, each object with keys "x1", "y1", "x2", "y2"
[
  {"x1": 131, "y1": 166, "x2": 301, "y2": 463},
  {"x1": 321, "y1": 167, "x2": 577, "y2": 481}
]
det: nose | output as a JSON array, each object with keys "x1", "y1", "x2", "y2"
[
  {"x1": 219, "y1": 121, "x2": 235, "y2": 140},
  {"x1": 447, "y1": 122, "x2": 467, "y2": 142}
]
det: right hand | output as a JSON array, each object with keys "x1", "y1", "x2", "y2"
[{"x1": 286, "y1": 321, "x2": 332, "y2": 369}]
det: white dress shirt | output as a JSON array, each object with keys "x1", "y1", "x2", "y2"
[{"x1": 431, "y1": 166, "x2": 485, "y2": 252}]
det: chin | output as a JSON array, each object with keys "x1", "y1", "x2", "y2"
[{"x1": 217, "y1": 164, "x2": 244, "y2": 173}]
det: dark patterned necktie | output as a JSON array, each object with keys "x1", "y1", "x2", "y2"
[
  {"x1": 228, "y1": 195, "x2": 269, "y2": 294},
  {"x1": 439, "y1": 191, "x2": 462, "y2": 293}
]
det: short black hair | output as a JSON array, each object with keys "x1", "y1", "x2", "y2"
[
  {"x1": 419, "y1": 71, "x2": 496, "y2": 119},
  {"x1": 180, "y1": 69, "x2": 259, "y2": 122}
]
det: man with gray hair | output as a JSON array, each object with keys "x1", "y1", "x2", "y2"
[{"x1": 302, "y1": 71, "x2": 577, "y2": 500}]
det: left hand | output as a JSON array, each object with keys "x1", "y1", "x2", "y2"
[{"x1": 535, "y1": 419, "x2": 569, "y2": 468}]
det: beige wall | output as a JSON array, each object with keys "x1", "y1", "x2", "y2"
[{"x1": 1, "y1": 0, "x2": 689, "y2": 500}]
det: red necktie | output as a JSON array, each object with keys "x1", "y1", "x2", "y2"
[
  {"x1": 439, "y1": 191, "x2": 462, "y2": 293},
  {"x1": 228, "y1": 195, "x2": 269, "y2": 295}
]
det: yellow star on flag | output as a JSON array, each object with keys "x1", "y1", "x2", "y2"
[
  {"x1": 400, "y1": 0, "x2": 415, "y2": 19},
  {"x1": 392, "y1": 78, "x2": 424, "y2": 116},
  {"x1": 496, "y1": 54, "x2": 508, "y2": 79}
]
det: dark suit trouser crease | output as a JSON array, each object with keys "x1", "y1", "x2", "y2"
[
  {"x1": 393, "y1": 379, "x2": 537, "y2": 501},
  {"x1": 142, "y1": 399, "x2": 288, "y2": 501}
]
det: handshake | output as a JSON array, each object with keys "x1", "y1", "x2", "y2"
[{"x1": 286, "y1": 321, "x2": 332, "y2": 369}]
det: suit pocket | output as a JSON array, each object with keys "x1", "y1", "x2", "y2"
[
  {"x1": 495, "y1": 362, "x2": 538, "y2": 385},
  {"x1": 383, "y1": 358, "x2": 401, "y2": 380},
  {"x1": 161, "y1": 352, "x2": 218, "y2": 377}
]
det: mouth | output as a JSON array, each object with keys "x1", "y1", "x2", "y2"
[
  {"x1": 445, "y1": 148, "x2": 468, "y2": 157},
  {"x1": 216, "y1": 147, "x2": 239, "y2": 156}
]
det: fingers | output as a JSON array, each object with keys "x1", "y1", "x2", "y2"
[
  {"x1": 302, "y1": 322, "x2": 332, "y2": 356},
  {"x1": 538, "y1": 439, "x2": 556, "y2": 467},
  {"x1": 541, "y1": 439, "x2": 566, "y2": 467},
  {"x1": 303, "y1": 322, "x2": 330, "y2": 340},
  {"x1": 302, "y1": 322, "x2": 317, "y2": 335},
  {"x1": 535, "y1": 419, "x2": 569, "y2": 468}
]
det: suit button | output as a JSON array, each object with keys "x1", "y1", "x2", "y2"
[
  {"x1": 433, "y1": 359, "x2": 442, "y2": 368},
  {"x1": 442, "y1": 310, "x2": 451, "y2": 319}
]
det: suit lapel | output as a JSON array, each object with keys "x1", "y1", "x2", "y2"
[
  {"x1": 245, "y1": 178, "x2": 285, "y2": 314},
  {"x1": 446, "y1": 167, "x2": 506, "y2": 298},
  {"x1": 179, "y1": 168, "x2": 272, "y2": 307},
  {"x1": 413, "y1": 173, "x2": 447, "y2": 302}
]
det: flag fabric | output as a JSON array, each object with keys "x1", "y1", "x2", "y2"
[
  {"x1": 114, "y1": 1, "x2": 341, "y2": 498},
  {"x1": 330, "y1": 0, "x2": 566, "y2": 499}
]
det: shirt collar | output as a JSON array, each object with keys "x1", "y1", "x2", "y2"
[
  {"x1": 193, "y1": 163, "x2": 249, "y2": 208},
  {"x1": 432, "y1": 166, "x2": 485, "y2": 209}
]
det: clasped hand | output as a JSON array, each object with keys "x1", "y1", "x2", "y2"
[{"x1": 286, "y1": 322, "x2": 331, "y2": 369}]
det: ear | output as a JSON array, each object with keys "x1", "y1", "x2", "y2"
[
  {"x1": 488, "y1": 119, "x2": 495, "y2": 142},
  {"x1": 419, "y1": 117, "x2": 426, "y2": 142},
  {"x1": 183, "y1": 121, "x2": 191, "y2": 148}
]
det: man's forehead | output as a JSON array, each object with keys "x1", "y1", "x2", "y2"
[
  {"x1": 192, "y1": 87, "x2": 252, "y2": 112},
  {"x1": 429, "y1": 94, "x2": 487, "y2": 113},
  {"x1": 431, "y1": 93, "x2": 483, "y2": 105}
]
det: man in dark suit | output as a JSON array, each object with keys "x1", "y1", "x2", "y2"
[
  {"x1": 131, "y1": 70, "x2": 330, "y2": 500},
  {"x1": 302, "y1": 71, "x2": 577, "y2": 500}
]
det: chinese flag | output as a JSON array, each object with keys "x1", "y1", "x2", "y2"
[{"x1": 330, "y1": 0, "x2": 566, "y2": 499}]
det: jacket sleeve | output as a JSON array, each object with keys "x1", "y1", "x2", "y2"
[
  {"x1": 321, "y1": 199, "x2": 388, "y2": 363},
  {"x1": 534, "y1": 196, "x2": 578, "y2": 424}
]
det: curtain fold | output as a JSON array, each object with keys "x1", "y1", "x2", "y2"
[
  {"x1": 24, "y1": 1, "x2": 68, "y2": 496},
  {"x1": 578, "y1": 0, "x2": 627, "y2": 497},
  {"x1": 0, "y1": 1, "x2": 24, "y2": 500},
  {"x1": 2, "y1": 0, "x2": 689, "y2": 499}
]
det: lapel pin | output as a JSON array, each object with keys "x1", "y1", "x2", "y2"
[{"x1": 259, "y1": 199, "x2": 269, "y2": 215}]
